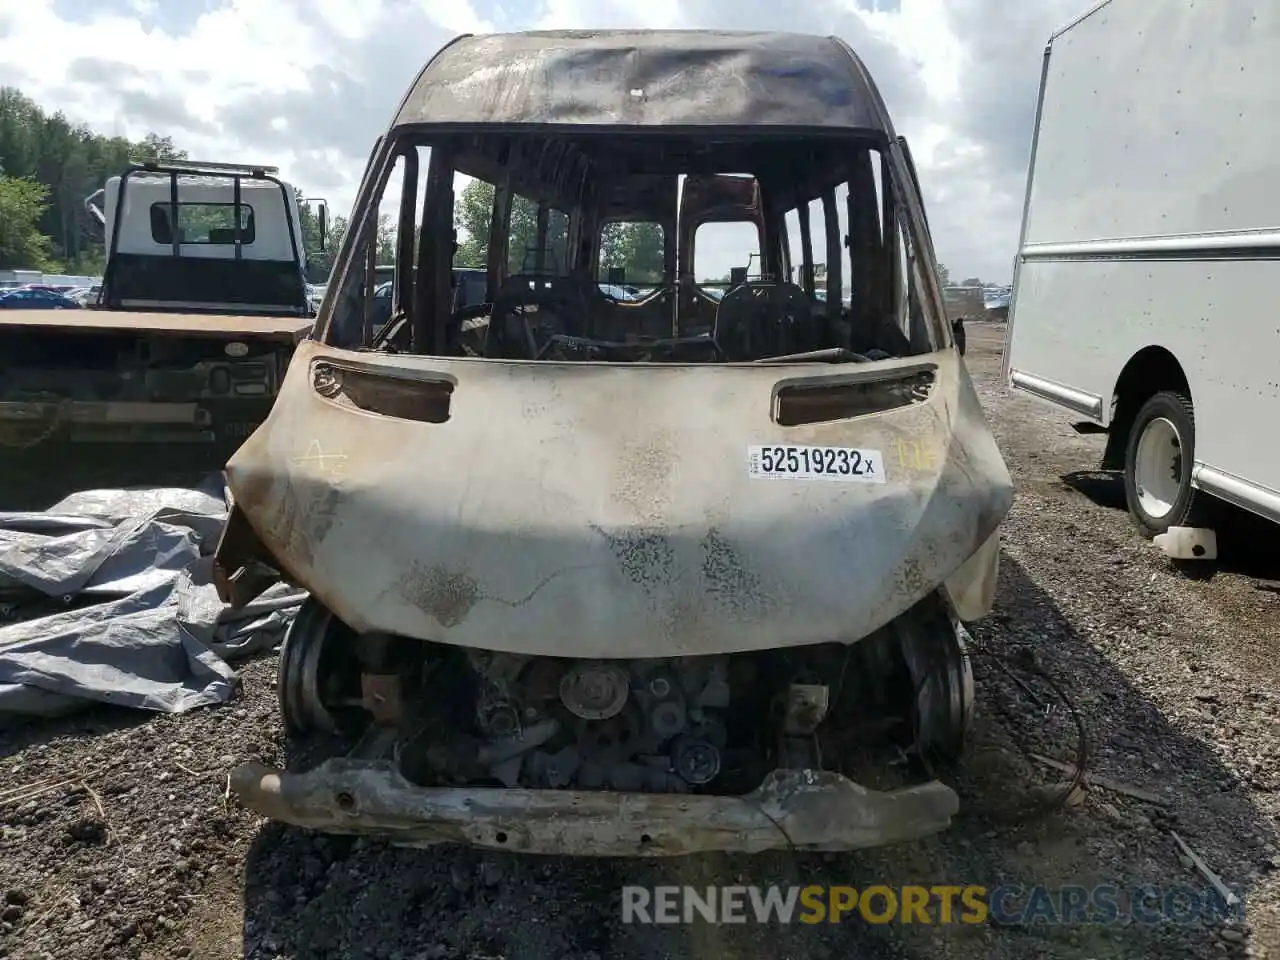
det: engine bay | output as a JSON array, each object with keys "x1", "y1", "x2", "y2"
[{"x1": 280, "y1": 594, "x2": 973, "y2": 799}]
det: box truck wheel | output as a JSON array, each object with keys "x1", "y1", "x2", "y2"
[{"x1": 1123, "y1": 391, "x2": 1202, "y2": 538}]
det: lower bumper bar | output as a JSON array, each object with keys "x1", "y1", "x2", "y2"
[{"x1": 230, "y1": 759, "x2": 960, "y2": 856}]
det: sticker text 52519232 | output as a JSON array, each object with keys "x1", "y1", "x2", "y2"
[{"x1": 747, "y1": 445, "x2": 886, "y2": 483}]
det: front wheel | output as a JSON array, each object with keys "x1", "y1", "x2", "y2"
[{"x1": 1122, "y1": 391, "x2": 1203, "y2": 538}]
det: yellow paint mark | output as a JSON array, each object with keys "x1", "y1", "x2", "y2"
[
  {"x1": 894, "y1": 436, "x2": 938, "y2": 472},
  {"x1": 290, "y1": 438, "x2": 348, "y2": 479}
]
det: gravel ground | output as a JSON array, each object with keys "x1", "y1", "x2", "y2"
[{"x1": 2, "y1": 321, "x2": 1278, "y2": 960}]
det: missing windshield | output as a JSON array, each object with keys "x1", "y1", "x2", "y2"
[{"x1": 325, "y1": 131, "x2": 942, "y2": 364}]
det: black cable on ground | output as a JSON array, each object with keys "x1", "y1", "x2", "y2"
[{"x1": 965, "y1": 638, "x2": 1090, "y2": 814}]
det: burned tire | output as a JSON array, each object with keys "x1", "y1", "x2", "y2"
[
  {"x1": 278, "y1": 598, "x2": 342, "y2": 735},
  {"x1": 895, "y1": 601, "x2": 975, "y2": 769},
  {"x1": 1123, "y1": 391, "x2": 1203, "y2": 539}
]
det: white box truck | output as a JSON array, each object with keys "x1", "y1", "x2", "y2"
[{"x1": 1003, "y1": 0, "x2": 1280, "y2": 541}]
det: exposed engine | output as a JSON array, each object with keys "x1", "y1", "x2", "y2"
[
  {"x1": 391, "y1": 647, "x2": 864, "y2": 796},
  {"x1": 276, "y1": 595, "x2": 972, "y2": 800}
]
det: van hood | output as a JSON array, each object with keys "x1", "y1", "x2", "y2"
[{"x1": 223, "y1": 341, "x2": 1013, "y2": 658}]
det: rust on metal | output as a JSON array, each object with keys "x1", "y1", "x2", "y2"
[{"x1": 229, "y1": 759, "x2": 960, "y2": 857}]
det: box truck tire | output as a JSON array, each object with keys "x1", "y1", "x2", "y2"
[{"x1": 1123, "y1": 391, "x2": 1203, "y2": 538}]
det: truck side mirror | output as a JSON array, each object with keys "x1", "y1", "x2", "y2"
[
  {"x1": 953, "y1": 316, "x2": 967, "y2": 356},
  {"x1": 304, "y1": 197, "x2": 330, "y2": 252}
]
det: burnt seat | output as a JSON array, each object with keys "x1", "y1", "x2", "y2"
[
  {"x1": 483, "y1": 275, "x2": 589, "y2": 358},
  {"x1": 584, "y1": 284, "x2": 675, "y2": 341},
  {"x1": 712, "y1": 281, "x2": 819, "y2": 361}
]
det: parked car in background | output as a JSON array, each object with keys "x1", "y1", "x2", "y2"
[
  {"x1": 0, "y1": 288, "x2": 82, "y2": 309},
  {"x1": 597, "y1": 283, "x2": 638, "y2": 301},
  {"x1": 371, "y1": 267, "x2": 491, "y2": 334}
]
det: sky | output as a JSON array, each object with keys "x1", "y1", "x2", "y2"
[{"x1": 0, "y1": 0, "x2": 1090, "y2": 283}]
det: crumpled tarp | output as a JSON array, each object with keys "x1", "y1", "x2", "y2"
[{"x1": 0, "y1": 473, "x2": 305, "y2": 720}]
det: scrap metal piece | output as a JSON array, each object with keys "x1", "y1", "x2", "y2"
[
  {"x1": 228, "y1": 760, "x2": 960, "y2": 856},
  {"x1": 1171, "y1": 831, "x2": 1241, "y2": 908},
  {"x1": 348, "y1": 725, "x2": 399, "y2": 761}
]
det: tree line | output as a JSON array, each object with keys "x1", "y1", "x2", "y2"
[
  {"x1": 0, "y1": 87, "x2": 339, "y2": 276},
  {"x1": 0, "y1": 85, "x2": 668, "y2": 284}
]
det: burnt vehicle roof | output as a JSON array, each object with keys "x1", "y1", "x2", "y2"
[{"x1": 395, "y1": 30, "x2": 888, "y2": 130}]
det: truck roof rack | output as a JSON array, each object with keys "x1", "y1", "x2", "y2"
[{"x1": 129, "y1": 158, "x2": 281, "y2": 177}]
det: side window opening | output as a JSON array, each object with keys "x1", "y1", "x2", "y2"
[
  {"x1": 454, "y1": 176, "x2": 497, "y2": 270},
  {"x1": 693, "y1": 221, "x2": 761, "y2": 288},
  {"x1": 598, "y1": 221, "x2": 665, "y2": 291},
  {"x1": 507, "y1": 195, "x2": 569, "y2": 276},
  {"x1": 826, "y1": 185, "x2": 850, "y2": 310},
  {"x1": 894, "y1": 213, "x2": 933, "y2": 355},
  {"x1": 545, "y1": 209, "x2": 570, "y2": 277},
  {"x1": 328, "y1": 146, "x2": 431, "y2": 347},
  {"x1": 784, "y1": 198, "x2": 828, "y2": 302}
]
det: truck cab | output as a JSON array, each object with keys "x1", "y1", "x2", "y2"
[
  {"x1": 92, "y1": 160, "x2": 313, "y2": 316},
  {"x1": 0, "y1": 159, "x2": 327, "y2": 467}
]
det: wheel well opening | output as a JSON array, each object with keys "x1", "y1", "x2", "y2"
[{"x1": 1102, "y1": 346, "x2": 1190, "y2": 470}]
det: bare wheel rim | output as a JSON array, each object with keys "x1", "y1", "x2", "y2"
[{"x1": 1134, "y1": 416, "x2": 1184, "y2": 520}]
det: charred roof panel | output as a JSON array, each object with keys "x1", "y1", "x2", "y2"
[{"x1": 394, "y1": 30, "x2": 887, "y2": 130}]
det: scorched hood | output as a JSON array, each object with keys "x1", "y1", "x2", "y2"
[{"x1": 220, "y1": 341, "x2": 1013, "y2": 658}]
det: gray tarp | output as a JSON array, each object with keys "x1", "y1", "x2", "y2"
[{"x1": 0, "y1": 474, "x2": 304, "y2": 720}]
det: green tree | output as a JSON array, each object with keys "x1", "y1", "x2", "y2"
[
  {"x1": 375, "y1": 213, "x2": 397, "y2": 266},
  {"x1": 454, "y1": 179, "x2": 494, "y2": 268},
  {"x1": 0, "y1": 87, "x2": 330, "y2": 275},
  {"x1": 0, "y1": 87, "x2": 191, "y2": 269},
  {"x1": 133, "y1": 133, "x2": 186, "y2": 162},
  {"x1": 600, "y1": 221, "x2": 663, "y2": 283},
  {"x1": 453, "y1": 179, "x2": 567, "y2": 273},
  {"x1": 0, "y1": 175, "x2": 54, "y2": 268}
]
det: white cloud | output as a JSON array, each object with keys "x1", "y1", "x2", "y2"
[{"x1": 0, "y1": 0, "x2": 1087, "y2": 281}]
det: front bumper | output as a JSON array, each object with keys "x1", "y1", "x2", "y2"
[{"x1": 230, "y1": 759, "x2": 959, "y2": 856}]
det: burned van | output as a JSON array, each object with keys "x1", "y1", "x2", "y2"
[{"x1": 217, "y1": 29, "x2": 1014, "y2": 856}]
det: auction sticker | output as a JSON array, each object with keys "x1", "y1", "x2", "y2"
[{"x1": 747, "y1": 445, "x2": 886, "y2": 483}]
